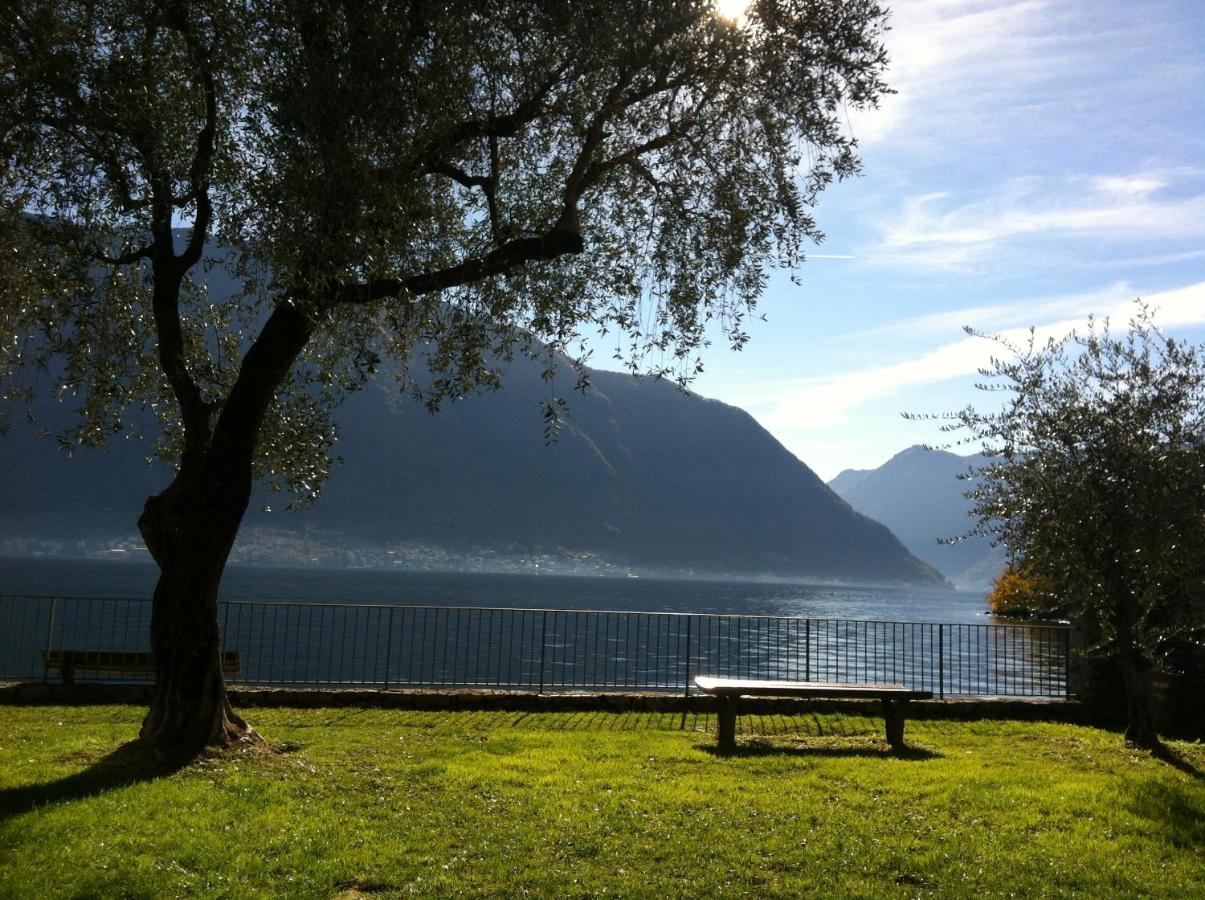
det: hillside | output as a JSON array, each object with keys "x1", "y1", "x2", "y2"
[
  {"x1": 0, "y1": 358, "x2": 948, "y2": 587},
  {"x1": 829, "y1": 445, "x2": 1005, "y2": 590}
]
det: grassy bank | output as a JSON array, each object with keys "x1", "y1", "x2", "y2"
[{"x1": 0, "y1": 705, "x2": 1202, "y2": 898}]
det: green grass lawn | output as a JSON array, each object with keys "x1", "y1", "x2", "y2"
[{"x1": 0, "y1": 705, "x2": 1202, "y2": 898}]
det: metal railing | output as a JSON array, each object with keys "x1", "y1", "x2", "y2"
[{"x1": 0, "y1": 594, "x2": 1071, "y2": 698}]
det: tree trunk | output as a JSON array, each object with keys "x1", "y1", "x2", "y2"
[
  {"x1": 137, "y1": 466, "x2": 260, "y2": 758},
  {"x1": 1113, "y1": 588, "x2": 1161, "y2": 750},
  {"x1": 1117, "y1": 648, "x2": 1160, "y2": 749},
  {"x1": 134, "y1": 297, "x2": 314, "y2": 757}
]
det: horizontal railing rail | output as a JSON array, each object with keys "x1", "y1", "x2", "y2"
[{"x1": 0, "y1": 594, "x2": 1071, "y2": 699}]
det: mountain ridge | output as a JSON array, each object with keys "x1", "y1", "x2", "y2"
[{"x1": 0, "y1": 357, "x2": 949, "y2": 588}]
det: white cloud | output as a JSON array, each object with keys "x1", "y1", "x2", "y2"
[
  {"x1": 850, "y1": 0, "x2": 1072, "y2": 147},
  {"x1": 842, "y1": 283, "x2": 1141, "y2": 340},
  {"x1": 731, "y1": 280, "x2": 1205, "y2": 433},
  {"x1": 1087, "y1": 249, "x2": 1205, "y2": 270},
  {"x1": 850, "y1": 0, "x2": 1195, "y2": 155},
  {"x1": 1092, "y1": 175, "x2": 1166, "y2": 198},
  {"x1": 839, "y1": 1, "x2": 1205, "y2": 275},
  {"x1": 1145, "y1": 282, "x2": 1205, "y2": 329},
  {"x1": 763, "y1": 2, "x2": 1205, "y2": 478},
  {"x1": 863, "y1": 171, "x2": 1205, "y2": 271}
]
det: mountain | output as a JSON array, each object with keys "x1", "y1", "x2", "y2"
[
  {"x1": 828, "y1": 445, "x2": 1006, "y2": 590},
  {"x1": 0, "y1": 355, "x2": 947, "y2": 587},
  {"x1": 827, "y1": 466, "x2": 872, "y2": 496}
]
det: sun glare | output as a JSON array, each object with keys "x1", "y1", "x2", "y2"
[{"x1": 714, "y1": 0, "x2": 749, "y2": 24}]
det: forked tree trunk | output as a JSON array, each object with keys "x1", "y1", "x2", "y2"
[
  {"x1": 135, "y1": 302, "x2": 313, "y2": 757},
  {"x1": 137, "y1": 466, "x2": 260, "y2": 757}
]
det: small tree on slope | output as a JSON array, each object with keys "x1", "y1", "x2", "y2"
[{"x1": 943, "y1": 305, "x2": 1205, "y2": 748}]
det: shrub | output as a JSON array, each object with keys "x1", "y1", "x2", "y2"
[{"x1": 988, "y1": 566, "x2": 1058, "y2": 618}]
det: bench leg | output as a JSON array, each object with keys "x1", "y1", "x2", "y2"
[
  {"x1": 61, "y1": 653, "x2": 75, "y2": 685},
  {"x1": 883, "y1": 698, "x2": 908, "y2": 750},
  {"x1": 716, "y1": 694, "x2": 738, "y2": 753}
]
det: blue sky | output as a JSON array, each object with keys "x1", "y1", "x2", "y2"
[{"x1": 687, "y1": 0, "x2": 1205, "y2": 480}]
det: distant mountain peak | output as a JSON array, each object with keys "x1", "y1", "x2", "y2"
[{"x1": 828, "y1": 445, "x2": 1002, "y2": 590}]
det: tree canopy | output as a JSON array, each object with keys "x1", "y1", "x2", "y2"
[
  {"x1": 2, "y1": 0, "x2": 890, "y2": 500},
  {"x1": 944, "y1": 305, "x2": 1205, "y2": 746},
  {"x1": 1, "y1": 0, "x2": 891, "y2": 753}
]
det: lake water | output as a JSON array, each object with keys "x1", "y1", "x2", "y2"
[{"x1": 0, "y1": 556, "x2": 993, "y2": 623}]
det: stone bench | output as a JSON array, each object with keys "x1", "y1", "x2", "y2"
[{"x1": 693, "y1": 676, "x2": 934, "y2": 752}]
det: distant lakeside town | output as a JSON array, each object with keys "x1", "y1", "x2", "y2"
[{"x1": 0, "y1": 531, "x2": 660, "y2": 579}]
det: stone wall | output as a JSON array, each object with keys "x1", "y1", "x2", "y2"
[{"x1": 0, "y1": 680, "x2": 1083, "y2": 725}]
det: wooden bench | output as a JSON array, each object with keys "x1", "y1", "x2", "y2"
[
  {"x1": 41, "y1": 649, "x2": 241, "y2": 684},
  {"x1": 693, "y1": 676, "x2": 933, "y2": 752}
]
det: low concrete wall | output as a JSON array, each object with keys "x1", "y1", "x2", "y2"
[{"x1": 0, "y1": 681, "x2": 1084, "y2": 724}]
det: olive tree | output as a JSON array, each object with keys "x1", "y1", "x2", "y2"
[
  {"x1": 945, "y1": 306, "x2": 1205, "y2": 748},
  {"x1": 1, "y1": 0, "x2": 890, "y2": 756}
]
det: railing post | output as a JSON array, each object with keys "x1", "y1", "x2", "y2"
[
  {"x1": 43, "y1": 597, "x2": 57, "y2": 683},
  {"x1": 538, "y1": 610, "x2": 548, "y2": 693},
  {"x1": 383, "y1": 606, "x2": 395, "y2": 689},
  {"x1": 684, "y1": 615, "x2": 692, "y2": 697},
  {"x1": 1063, "y1": 626, "x2": 1072, "y2": 701},
  {"x1": 219, "y1": 601, "x2": 232, "y2": 683},
  {"x1": 938, "y1": 623, "x2": 945, "y2": 699},
  {"x1": 805, "y1": 619, "x2": 811, "y2": 682}
]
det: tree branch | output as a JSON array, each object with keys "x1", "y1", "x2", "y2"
[
  {"x1": 175, "y1": 21, "x2": 217, "y2": 274},
  {"x1": 486, "y1": 133, "x2": 503, "y2": 244},
  {"x1": 333, "y1": 225, "x2": 585, "y2": 308},
  {"x1": 580, "y1": 128, "x2": 685, "y2": 190},
  {"x1": 559, "y1": 25, "x2": 696, "y2": 220},
  {"x1": 94, "y1": 244, "x2": 152, "y2": 265},
  {"x1": 424, "y1": 161, "x2": 491, "y2": 190},
  {"x1": 210, "y1": 301, "x2": 314, "y2": 476},
  {"x1": 144, "y1": 109, "x2": 206, "y2": 447},
  {"x1": 431, "y1": 69, "x2": 565, "y2": 148},
  {"x1": 423, "y1": 150, "x2": 505, "y2": 246},
  {"x1": 149, "y1": 244, "x2": 210, "y2": 447},
  {"x1": 348, "y1": 33, "x2": 699, "y2": 312},
  {"x1": 560, "y1": 67, "x2": 634, "y2": 218}
]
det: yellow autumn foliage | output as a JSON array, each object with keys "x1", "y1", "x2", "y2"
[{"x1": 988, "y1": 566, "x2": 1057, "y2": 618}]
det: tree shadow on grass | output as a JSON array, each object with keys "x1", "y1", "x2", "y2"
[
  {"x1": 0, "y1": 740, "x2": 186, "y2": 823},
  {"x1": 1127, "y1": 779, "x2": 1205, "y2": 850},
  {"x1": 1152, "y1": 744, "x2": 1205, "y2": 783},
  {"x1": 699, "y1": 740, "x2": 942, "y2": 761},
  {"x1": 508, "y1": 710, "x2": 712, "y2": 732}
]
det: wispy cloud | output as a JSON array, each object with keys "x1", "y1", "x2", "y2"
[
  {"x1": 842, "y1": 0, "x2": 1205, "y2": 275},
  {"x1": 842, "y1": 283, "x2": 1143, "y2": 340},
  {"x1": 1085, "y1": 249, "x2": 1205, "y2": 270},
  {"x1": 765, "y1": 1, "x2": 1205, "y2": 478},
  {"x1": 851, "y1": 0, "x2": 1077, "y2": 147},
  {"x1": 733, "y1": 281, "x2": 1205, "y2": 432},
  {"x1": 851, "y1": 0, "x2": 1196, "y2": 153},
  {"x1": 862, "y1": 172, "x2": 1205, "y2": 272}
]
